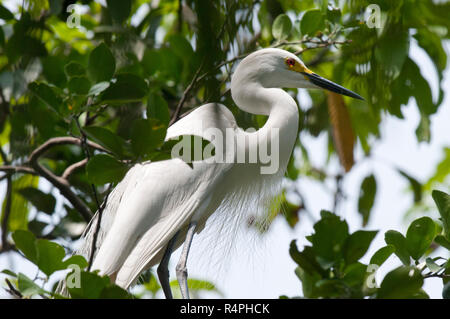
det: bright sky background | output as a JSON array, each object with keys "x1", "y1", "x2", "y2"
[{"x1": 0, "y1": 1, "x2": 449, "y2": 299}]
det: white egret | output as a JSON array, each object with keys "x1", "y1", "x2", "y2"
[{"x1": 68, "y1": 48, "x2": 363, "y2": 299}]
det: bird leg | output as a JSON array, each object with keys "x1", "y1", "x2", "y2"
[
  {"x1": 176, "y1": 221, "x2": 197, "y2": 299},
  {"x1": 157, "y1": 231, "x2": 179, "y2": 299}
]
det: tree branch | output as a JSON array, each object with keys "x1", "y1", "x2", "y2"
[
  {"x1": 61, "y1": 158, "x2": 88, "y2": 180},
  {"x1": 0, "y1": 137, "x2": 106, "y2": 223},
  {"x1": 29, "y1": 137, "x2": 106, "y2": 163},
  {"x1": 29, "y1": 160, "x2": 92, "y2": 222},
  {"x1": 0, "y1": 165, "x2": 37, "y2": 176},
  {"x1": 4, "y1": 278, "x2": 22, "y2": 299},
  {"x1": 0, "y1": 174, "x2": 12, "y2": 251}
]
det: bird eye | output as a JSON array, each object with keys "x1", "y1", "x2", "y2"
[{"x1": 285, "y1": 58, "x2": 296, "y2": 68}]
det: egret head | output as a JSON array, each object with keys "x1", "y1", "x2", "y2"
[{"x1": 231, "y1": 48, "x2": 363, "y2": 100}]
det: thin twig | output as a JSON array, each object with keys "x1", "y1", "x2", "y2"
[
  {"x1": 0, "y1": 137, "x2": 106, "y2": 222},
  {"x1": 0, "y1": 146, "x2": 13, "y2": 251},
  {"x1": 0, "y1": 166, "x2": 37, "y2": 176},
  {"x1": 74, "y1": 118, "x2": 100, "y2": 209},
  {"x1": 28, "y1": 137, "x2": 106, "y2": 222},
  {"x1": 5, "y1": 278, "x2": 22, "y2": 298},
  {"x1": 333, "y1": 174, "x2": 344, "y2": 213},
  {"x1": 62, "y1": 158, "x2": 88, "y2": 180},
  {"x1": 169, "y1": 61, "x2": 205, "y2": 126},
  {"x1": 87, "y1": 187, "x2": 112, "y2": 271},
  {"x1": 29, "y1": 137, "x2": 106, "y2": 163},
  {"x1": 0, "y1": 174, "x2": 12, "y2": 251}
]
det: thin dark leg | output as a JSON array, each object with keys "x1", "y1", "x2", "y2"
[
  {"x1": 176, "y1": 221, "x2": 197, "y2": 299},
  {"x1": 157, "y1": 231, "x2": 179, "y2": 299}
]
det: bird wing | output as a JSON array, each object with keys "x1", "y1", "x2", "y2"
[
  {"x1": 85, "y1": 103, "x2": 237, "y2": 285},
  {"x1": 114, "y1": 186, "x2": 210, "y2": 288},
  {"x1": 166, "y1": 102, "x2": 237, "y2": 139}
]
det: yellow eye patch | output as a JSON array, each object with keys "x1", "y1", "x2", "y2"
[{"x1": 284, "y1": 57, "x2": 313, "y2": 74}]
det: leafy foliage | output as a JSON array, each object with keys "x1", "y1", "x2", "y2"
[{"x1": 286, "y1": 191, "x2": 450, "y2": 299}]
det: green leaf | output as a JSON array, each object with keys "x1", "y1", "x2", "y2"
[
  {"x1": 416, "y1": 113, "x2": 431, "y2": 142},
  {"x1": 12, "y1": 230, "x2": 38, "y2": 264},
  {"x1": 295, "y1": 266, "x2": 321, "y2": 298},
  {"x1": 63, "y1": 255, "x2": 88, "y2": 269},
  {"x1": 35, "y1": 239, "x2": 66, "y2": 276},
  {"x1": 130, "y1": 119, "x2": 167, "y2": 158},
  {"x1": 86, "y1": 154, "x2": 128, "y2": 185},
  {"x1": 0, "y1": 4, "x2": 14, "y2": 20},
  {"x1": 425, "y1": 257, "x2": 442, "y2": 273},
  {"x1": 17, "y1": 187, "x2": 56, "y2": 215},
  {"x1": 28, "y1": 82, "x2": 61, "y2": 113},
  {"x1": 13, "y1": 230, "x2": 76, "y2": 276},
  {"x1": 308, "y1": 211, "x2": 349, "y2": 265},
  {"x1": 326, "y1": 8, "x2": 341, "y2": 24},
  {"x1": 369, "y1": 245, "x2": 395, "y2": 266},
  {"x1": 142, "y1": 49, "x2": 163, "y2": 76},
  {"x1": 67, "y1": 271, "x2": 130, "y2": 299},
  {"x1": 2, "y1": 175, "x2": 39, "y2": 231},
  {"x1": 432, "y1": 190, "x2": 450, "y2": 240},
  {"x1": 300, "y1": 10, "x2": 325, "y2": 36},
  {"x1": 286, "y1": 153, "x2": 299, "y2": 180},
  {"x1": 403, "y1": 58, "x2": 435, "y2": 116},
  {"x1": 106, "y1": 0, "x2": 131, "y2": 24},
  {"x1": 68, "y1": 76, "x2": 91, "y2": 95},
  {"x1": 88, "y1": 81, "x2": 110, "y2": 96},
  {"x1": 358, "y1": 174, "x2": 377, "y2": 226},
  {"x1": 405, "y1": 216, "x2": 436, "y2": 260},
  {"x1": 414, "y1": 28, "x2": 447, "y2": 77},
  {"x1": 64, "y1": 62, "x2": 86, "y2": 78},
  {"x1": 168, "y1": 34, "x2": 194, "y2": 60},
  {"x1": 443, "y1": 282, "x2": 450, "y2": 299},
  {"x1": 101, "y1": 73, "x2": 148, "y2": 103},
  {"x1": 68, "y1": 271, "x2": 110, "y2": 299},
  {"x1": 434, "y1": 235, "x2": 450, "y2": 251},
  {"x1": 0, "y1": 27, "x2": 4, "y2": 47},
  {"x1": 6, "y1": 33, "x2": 47, "y2": 63},
  {"x1": 147, "y1": 92, "x2": 170, "y2": 126},
  {"x1": 28, "y1": 219, "x2": 48, "y2": 237},
  {"x1": 398, "y1": 170, "x2": 422, "y2": 203},
  {"x1": 425, "y1": 148, "x2": 450, "y2": 190},
  {"x1": 1, "y1": 269, "x2": 17, "y2": 277},
  {"x1": 42, "y1": 56, "x2": 67, "y2": 87},
  {"x1": 377, "y1": 267, "x2": 424, "y2": 299},
  {"x1": 289, "y1": 241, "x2": 325, "y2": 276},
  {"x1": 88, "y1": 43, "x2": 115, "y2": 83},
  {"x1": 342, "y1": 262, "x2": 367, "y2": 289},
  {"x1": 100, "y1": 285, "x2": 132, "y2": 299},
  {"x1": 272, "y1": 14, "x2": 292, "y2": 41},
  {"x1": 385, "y1": 230, "x2": 410, "y2": 265},
  {"x1": 343, "y1": 230, "x2": 378, "y2": 264},
  {"x1": 18, "y1": 273, "x2": 47, "y2": 297},
  {"x1": 374, "y1": 28, "x2": 409, "y2": 77},
  {"x1": 83, "y1": 126, "x2": 126, "y2": 157}
]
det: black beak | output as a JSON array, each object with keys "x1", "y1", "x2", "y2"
[{"x1": 302, "y1": 73, "x2": 364, "y2": 100}]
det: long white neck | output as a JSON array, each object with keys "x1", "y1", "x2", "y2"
[{"x1": 231, "y1": 82, "x2": 299, "y2": 174}]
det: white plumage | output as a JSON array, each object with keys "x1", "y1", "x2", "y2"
[{"x1": 67, "y1": 48, "x2": 362, "y2": 298}]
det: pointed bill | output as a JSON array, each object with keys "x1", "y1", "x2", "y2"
[{"x1": 302, "y1": 72, "x2": 364, "y2": 100}]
